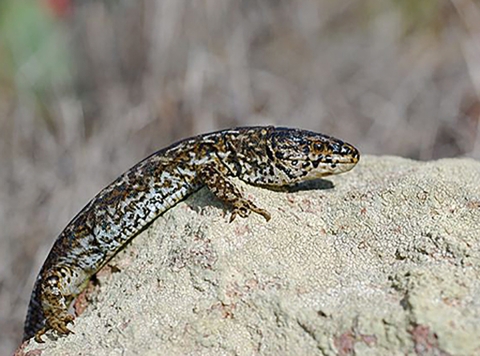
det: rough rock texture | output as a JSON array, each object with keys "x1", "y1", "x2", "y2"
[{"x1": 21, "y1": 156, "x2": 480, "y2": 356}]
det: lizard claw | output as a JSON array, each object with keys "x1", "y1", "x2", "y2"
[
  {"x1": 229, "y1": 205, "x2": 271, "y2": 222},
  {"x1": 34, "y1": 327, "x2": 48, "y2": 343},
  {"x1": 229, "y1": 206, "x2": 250, "y2": 222},
  {"x1": 33, "y1": 314, "x2": 75, "y2": 343}
]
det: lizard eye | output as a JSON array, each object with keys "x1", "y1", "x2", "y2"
[{"x1": 291, "y1": 160, "x2": 298, "y2": 166}]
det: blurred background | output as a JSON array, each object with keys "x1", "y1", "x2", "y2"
[{"x1": 1, "y1": 0, "x2": 480, "y2": 353}]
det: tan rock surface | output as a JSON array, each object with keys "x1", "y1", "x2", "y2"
[{"x1": 22, "y1": 156, "x2": 480, "y2": 355}]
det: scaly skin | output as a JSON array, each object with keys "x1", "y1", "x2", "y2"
[{"x1": 23, "y1": 126, "x2": 360, "y2": 342}]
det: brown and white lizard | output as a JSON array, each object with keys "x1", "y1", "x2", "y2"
[{"x1": 23, "y1": 126, "x2": 360, "y2": 342}]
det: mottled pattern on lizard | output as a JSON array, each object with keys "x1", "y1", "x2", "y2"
[{"x1": 23, "y1": 126, "x2": 359, "y2": 342}]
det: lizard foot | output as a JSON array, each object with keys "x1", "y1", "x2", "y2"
[
  {"x1": 229, "y1": 202, "x2": 271, "y2": 222},
  {"x1": 34, "y1": 312, "x2": 75, "y2": 343}
]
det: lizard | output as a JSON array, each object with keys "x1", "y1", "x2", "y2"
[{"x1": 23, "y1": 125, "x2": 360, "y2": 343}]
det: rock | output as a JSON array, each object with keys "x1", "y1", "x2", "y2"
[{"x1": 21, "y1": 156, "x2": 480, "y2": 355}]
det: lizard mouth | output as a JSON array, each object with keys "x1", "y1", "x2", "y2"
[
  {"x1": 305, "y1": 153, "x2": 359, "y2": 179},
  {"x1": 306, "y1": 161, "x2": 357, "y2": 179}
]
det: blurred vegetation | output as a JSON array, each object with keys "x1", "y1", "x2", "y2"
[
  {"x1": 2, "y1": 0, "x2": 479, "y2": 353},
  {"x1": 0, "y1": 1, "x2": 70, "y2": 84},
  {"x1": 394, "y1": 0, "x2": 442, "y2": 33}
]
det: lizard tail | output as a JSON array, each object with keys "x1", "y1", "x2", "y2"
[{"x1": 23, "y1": 276, "x2": 46, "y2": 341}]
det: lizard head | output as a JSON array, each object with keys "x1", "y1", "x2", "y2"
[{"x1": 265, "y1": 127, "x2": 360, "y2": 185}]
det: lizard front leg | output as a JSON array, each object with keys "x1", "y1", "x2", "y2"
[
  {"x1": 35, "y1": 267, "x2": 77, "y2": 342},
  {"x1": 200, "y1": 164, "x2": 271, "y2": 222}
]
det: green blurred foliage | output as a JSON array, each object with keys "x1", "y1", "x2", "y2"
[
  {"x1": 393, "y1": 0, "x2": 443, "y2": 35},
  {"x1": 0, "y1": 0, "x2": 71, "y2": 95}
]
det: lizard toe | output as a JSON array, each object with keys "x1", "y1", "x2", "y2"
[{"x1": 48, "y1": 313, "x2": 75, "y2": 336}]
